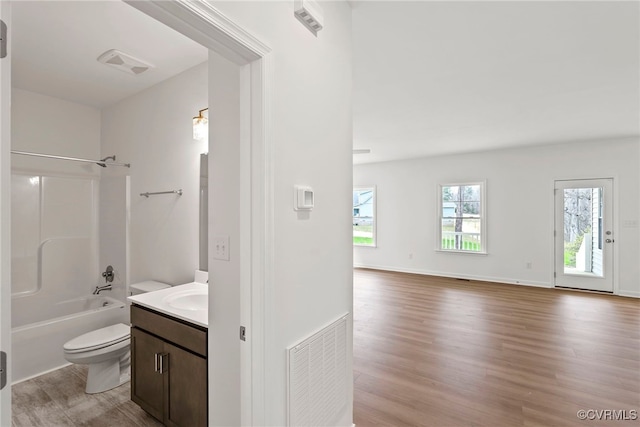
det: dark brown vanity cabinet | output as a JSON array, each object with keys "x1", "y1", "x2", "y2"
[{"x1": 131, "y1": 305, "x2": 207, "y2": 427}]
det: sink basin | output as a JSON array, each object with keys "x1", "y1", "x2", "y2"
[{"x1": 163, "y1": 290, "x2": 208, "y2": 311}]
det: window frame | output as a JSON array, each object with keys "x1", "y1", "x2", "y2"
[
  {"x1": 353, "y1": 186, "x2": 377, "y2": 247},
  {"x1": 437, "y1": 181, "x2": 487, "y2": 254}
]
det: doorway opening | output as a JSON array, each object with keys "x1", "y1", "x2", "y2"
[
  {"x1": 1, "y1": 1, "x2": 270, "y2": 425},
  {"x1": 554, "y1": 178, "x2": 614, "y2": 293}
]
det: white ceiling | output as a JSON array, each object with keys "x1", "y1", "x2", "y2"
[
  {"x1": 10, "y1": 1, "x2": 639, "y2": 163},
  {"x1": 12, "y1": 1, "x2": 207, "y2": 109},
  {"x1": 352, "y1": 1, "x2": 639, "y2": 164}
]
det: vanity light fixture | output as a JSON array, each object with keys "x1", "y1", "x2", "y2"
[{"x1": 193, "y1": 108, "x2": 209, "y2": 141}]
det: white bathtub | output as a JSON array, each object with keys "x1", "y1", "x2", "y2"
[{"x1": 11, "y1": 295, "x2": 127, "y2": 383}]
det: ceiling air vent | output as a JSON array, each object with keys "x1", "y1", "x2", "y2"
[
  {"x1": 294, "y1": 0, "x2": 323, "y2": 36},
  {"x1": 97, "y1": 49, "x2": 154, "y2": 75}
]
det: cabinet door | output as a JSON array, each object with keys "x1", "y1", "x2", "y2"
[
  {"x1": 164, "y1": 342, "x2": 208, "y2": 427},
  {"x1": 131, "y1": 328, "x2": 164, "y2": 422}
]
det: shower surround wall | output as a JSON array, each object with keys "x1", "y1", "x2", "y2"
[{"x1": 11, "y1": 174, "x2": 98, "y2": 303}]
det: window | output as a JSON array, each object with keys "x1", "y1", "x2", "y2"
[
  {"x1": 353, "y1": 187, "x2": 376, "y2": 246},
  {"x1": 439, "y1": 182, "x2": 485, "y2": 253}
]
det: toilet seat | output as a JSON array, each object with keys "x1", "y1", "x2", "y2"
[{"x1": 63, "y1": 323, "x2": 130, "y2": 354}]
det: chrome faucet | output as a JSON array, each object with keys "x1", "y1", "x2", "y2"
[
  {"x1": 94, "y1": 265, "x2": 115, "y2": 294},
  {"x1": 102, "y1": 265, "x2": 115, "y2": 283},
  {"x1": 93, "y1": 284, "x2": 113, "y2": 295}
]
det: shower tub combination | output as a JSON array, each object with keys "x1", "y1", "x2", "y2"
[
  {"x1": 11, "y1": 172, "x2": 129, "y2": 383},
  {"x1": 12, "y1": 294, "x2": 126, "y2": 383}
]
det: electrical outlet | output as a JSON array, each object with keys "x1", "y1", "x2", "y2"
[
  {"x1": 408, "y1": 253, "x2": 413, "y2": 259},
  {"x1": 213, "y1": 235, "x2": 230, "y2": 261},
  {"x1": 526, "y1": 261, "x2": 532, "y2": 269}
]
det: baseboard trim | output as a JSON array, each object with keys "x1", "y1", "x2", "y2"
[
  {"x1": 353, "y1": 264, "x2": 640, "y2": 297},
  {"x1": 618, "y1": 290, "x2": 640, "y2": 298},
  {"x1": 353, "y1": 263, "x2": 553, "y2": 289},
  {"x1": 12, "y1": 362, "x2": 72, "y2": 386}
]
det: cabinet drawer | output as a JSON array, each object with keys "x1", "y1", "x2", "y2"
[{"x1": 131, "y1": 305, "x2": 207, "y2": 357}]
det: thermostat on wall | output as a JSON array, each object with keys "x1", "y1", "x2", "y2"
[{"x1": 294, "y1": 186, "x2": 314, "y2": 211}]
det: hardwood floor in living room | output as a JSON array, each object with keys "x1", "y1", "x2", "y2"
[{"x1": 352, "y1": 268, "x2": 640, "y2": 427}]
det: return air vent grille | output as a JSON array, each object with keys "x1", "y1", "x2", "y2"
[
  {"x1": 287, "y1": 314, "x2": 349, "y2": 426},
  {"x1": 97, "y1": 49, "x2": 154, "y2": 75}
]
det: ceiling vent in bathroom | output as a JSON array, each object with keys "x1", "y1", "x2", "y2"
[{"x1": 97, "y1": 49, "x2": 154, "y2": 75}]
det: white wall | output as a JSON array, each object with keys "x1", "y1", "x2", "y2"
[
  {"x1": 101, "y1": 62, "x2": 208, "y2": 287},
  {"x1": 207, "y1": 2, "x2": 354, "y2": 425},
  {"x1": 207, "y1": 49, "x2": 241, "y2": 426},
  {"x1": 354, "y1": 138, "x2": 640, "y2": 297},
  {"x1": 12, "y1": 89, "x2": 101, "y2": 175}
]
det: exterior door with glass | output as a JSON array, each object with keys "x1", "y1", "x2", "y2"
[{"x1": 555, "y1": 179, "x2": 614, "y2": 292}]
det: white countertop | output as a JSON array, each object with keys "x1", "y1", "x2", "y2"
[{"x1": 128, "y1": 282, "x2": 208, "y2": 328}]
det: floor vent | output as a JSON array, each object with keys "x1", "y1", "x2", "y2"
[{"x1": 287, "y1": 314, "x2": 349, "y2": 426}]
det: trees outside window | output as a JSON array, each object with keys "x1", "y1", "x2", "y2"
[{"x1": 439, "y1": 182, "x2": 485, "y2": 253}]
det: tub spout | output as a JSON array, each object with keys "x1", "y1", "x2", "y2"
[{"x1": 93, "y1": 284, "x2": 113, "y2": 295}]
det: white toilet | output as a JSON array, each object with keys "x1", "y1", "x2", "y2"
[{"x1": 63, "y1": 280, "x2": 170, "y2": 394}]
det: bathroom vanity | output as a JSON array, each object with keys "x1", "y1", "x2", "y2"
[{"x1": 128, "y1": 281, "x2": 208, "y2": 426}]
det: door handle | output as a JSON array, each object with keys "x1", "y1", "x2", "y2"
[
  {"x1": 154, "y1": 353, "x2": 159, "y2": 372},
  {"x1": 605, "y1": 238, "x2": 614, "y2": 243},
  {"x1": 159, "y1": 352, "x2": 168, "y2": 374},
  {"x1": 1, "y1": 351, "x2": 6, "y2": 390},
  {"x1": 0, "y1": 20, "x2": 7, "y2": 59}
]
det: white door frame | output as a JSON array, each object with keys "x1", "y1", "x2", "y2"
[
  {"x1": 554, "y1": 178, "x2": 615, "y2": 293},
  {"x1": 124, "y1": 2, "x2": 272, "y2": 424},
  {"x1": 0, "y1": 0, "x2": 11, "y2": 424},
  {"x1": 0, "y1": 1, "x2": 273, "y2": 425}
]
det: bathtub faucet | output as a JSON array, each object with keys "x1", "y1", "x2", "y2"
[
  {"x1": 101, "y1": 265, "x2": 115, "y2": 283},
  {"x1": 93, "y1": 284, "x2": 113, "y2": 295}
]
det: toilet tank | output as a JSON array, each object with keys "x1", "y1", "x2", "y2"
[{"x1": 129, "y1": 280, "x2": 170, "y2": 296}]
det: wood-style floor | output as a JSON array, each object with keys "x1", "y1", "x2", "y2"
[
  {"x1": 12, "y1": 364, "x2": 162, "y2": 427},
  {"x1": 11, "y1": 270, "x2": 639, "y2": 426},
  {"x1": 353, "y1": 268, "x2": 640, "y2": 427}
]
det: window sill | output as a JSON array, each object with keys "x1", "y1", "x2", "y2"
[
  {"x1": 354, "y1": 244, "x2": 377, "y2": 248},
  {"x1": 435, "y1": 249, "x2": 488, "y2": 256}
]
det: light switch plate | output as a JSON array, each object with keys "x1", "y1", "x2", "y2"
[
  {"x1": 294, "y1": 185, "x2": 314, "y2": 211},
  {"x1": 213, "y1": 235, "x2": 230, "y2": 261}
]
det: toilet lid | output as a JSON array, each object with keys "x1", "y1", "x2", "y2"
[
  {"x1": 130, "y1": 281, "x2": 170, "y2": 293},
  {"x1": 63, "y1": 323, "x2": 130, "y2": 353}
]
